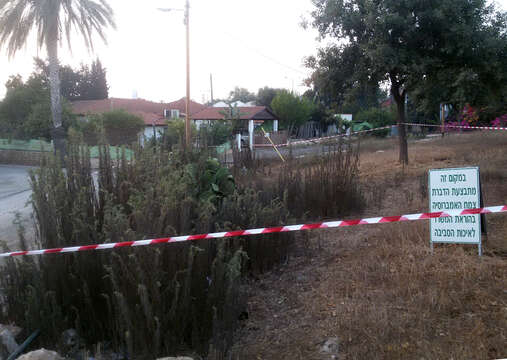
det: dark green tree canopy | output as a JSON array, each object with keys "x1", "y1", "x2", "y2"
[
  {"x1": 228, "y1": 86, "x2": 257, "y2": 103},
  {"x1": 0, "y1": 72, "x2": 73, "y2": 140},
  {"x1": 308, "y1": 0, "x2": 507, "y2": 163},
  {"x1": 33, "y1": 57, "x2": 109, "y2": 101},
  {"x1": 0, "y1": 0, "x2": 115, "y2": 156},
  {"x1": 271, "y1": 90, "x2": 315, "y2": 134},
  {"x1": 309, "y1": 0, "x2": 507, "y2": 115},
  {"x1": 256, "y1": 86, "x2": 283, "y2": 107}
]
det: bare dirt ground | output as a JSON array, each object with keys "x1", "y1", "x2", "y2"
[{"x1": 230, "y1": 132, "x2": 507, "y2": 359}]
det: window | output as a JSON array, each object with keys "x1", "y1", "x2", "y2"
[{"x1": 171, "y1": 109, "x2": 180, "y2": 119}]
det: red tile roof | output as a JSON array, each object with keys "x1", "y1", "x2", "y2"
[
  {"x1": 192, "y1": 106, "x2": 278, "y2": 121},
  {"x1": 71, "y1": 97, "x2": 206, "y2": 126}
]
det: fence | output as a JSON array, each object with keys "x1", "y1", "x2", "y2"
[
  {"x1": 0, "y1": 138, "x2": 133, "y2": 165},
  {"x1": 254, "y1": 130, "x2": 288, "y2": 146}
]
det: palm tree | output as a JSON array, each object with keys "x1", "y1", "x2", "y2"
[{"x1": 0, "y1": 0, "x2": 115, "y2": 156}]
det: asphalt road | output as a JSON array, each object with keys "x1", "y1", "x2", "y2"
[{"x1": 0, "y1": 165, "x2": 34, "y2": 249}]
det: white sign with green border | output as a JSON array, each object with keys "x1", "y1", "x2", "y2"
[{"x1": 428, "y1": 167, "x2": 482, "y2": 255}]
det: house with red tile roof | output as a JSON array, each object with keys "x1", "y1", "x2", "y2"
[{"x1": 71, "y1": 97, "x2": 206, "y2": 140}]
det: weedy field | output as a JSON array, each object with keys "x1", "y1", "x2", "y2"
[{"x1": 231, "y1": 132, "x2": 507, "y2": 359}]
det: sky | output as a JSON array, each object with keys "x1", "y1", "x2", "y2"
[
  {"x1": 0, "y1": 0, "x2": 506, "y2": 103},
  {"x1": 0, "y1": 0, "x2": 322, "y2": 103}
]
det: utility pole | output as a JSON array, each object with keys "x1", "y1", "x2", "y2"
[
  {"x1": 185, "y1": 0, "x2": 191, "y2": 148},
  {"x1": 158, "y1": 2, "x2": 191, "y2": 150},
  {"x1": 210, "y1": 73, "x2": 214, "y2": 104}
]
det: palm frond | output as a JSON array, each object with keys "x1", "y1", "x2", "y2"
[{"x1": 0, "y1": 0, "x2": 115, "y2": 57}]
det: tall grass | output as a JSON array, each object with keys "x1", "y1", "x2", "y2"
[
  {"x1": 0, "y1": 136, "x2": 364, "y2": 358},
  {"x1": 0, "y1": 144, "x2": 292, "y2": 358}
]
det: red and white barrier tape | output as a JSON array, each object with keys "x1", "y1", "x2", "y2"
[
  {"x1": 261, "y1": 125, "x2": 397, "y2": 148},
  {"x1": 255, "y1": 122, "x2": 505, "y2": 148},
  {"x1": 1, "y1": 205, "x2": 505, "y2": 257},
  {"x1": 403, "y1": 123, "x2": 507, "y2": 131}
]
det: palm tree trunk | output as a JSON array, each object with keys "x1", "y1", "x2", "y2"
[{"x1": 46, "y1": 36, "x2": 66, "y2": 160}]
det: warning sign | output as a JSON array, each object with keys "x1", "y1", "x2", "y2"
[{"x1": 429, "y1": 167, "x2": 481, "y2": 252}]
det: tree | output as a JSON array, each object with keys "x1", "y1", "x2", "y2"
[
  {"x1": 228, "y1": 86, "x2": 257, "y2": 103},
  {"x1": 256, "y1": 86, "x2": 282, "y2": 107},
  {"x1": 0, "y1": 0, "x2": 115, "y2": 157},
  {"x1": 309, "y1": 0, "x2": 506, "y2": 164},
  {"x1": 271, "y1": 90, "x2": 315, "y2": 135},
  {"x1": 0, "y1": 74, "x2": 73, "y2": 140},
  {"x1": 89, "y1": 58, "x2": 109, "y2": 100},
  {"x1": 410, "y1": 9, "x2": 507, "y2": 122},
  {"x1": 33, "y1": 57, "x2": 109, "y2": 101}
]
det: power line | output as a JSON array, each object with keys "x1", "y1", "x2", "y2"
[{"x1": 220, "y1": 31, "x2": 308, "y2": 76}]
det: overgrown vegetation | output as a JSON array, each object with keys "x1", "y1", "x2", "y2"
[
  {"x1": 271, "y1": 90, "x2": 315, "y2": 135},
  {"x1": 355, "y1": 107, "x2": 396, "y2": 137},
  {"x1": 70, "y1": 109, "x2": 144, "y2": 146},
  {"x1": 0, "y1": 74, "x2": 74, "y2": 140},
  {"x1": 230, "y1": 132, "x2": 507, "y2": 359},
  {"x1": 0, "y1": 146, "x2": 278, "y2": 357},
  {"x1": 0, "y1": 132, "x2": 364, "y2": 358}
]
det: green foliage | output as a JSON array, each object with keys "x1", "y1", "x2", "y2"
[
  {"x1": 277, "y1": 140, "x2": 363, "y2": 219},
  {"x1": 197, "y1": 121, "x2": 232, "y2": 147},
  {"x1": 355, "y1": 107, "x2": 396, "y2": 137},
  {"x1": 305, "y1": 44, "x2": 383, "y2": 113},
  {"x1": 0, "y1": 1, "x2": 115, "y2": 58},
  {"x1": 101, "y1": 110, "x2": 144, "y2": 145},
  {"x1": 68, "y1": 114, "x2": 104, "y2": 146},
  {"x1": 0, "y1": 0, "x2": 115, "y2": 159},
  {"x1": 193, "y1": 157, "x2": 235, "y2": 203},
  {"x1": 270, "y1": 90, "x2": 315, "y2": 134},
  {"x1": 309, "y1": 0, "x2": 507, "y2": 118},
  {"x1": 34, "y1": 57, "x2": 109, "y2": 101},
  {"x1": 256, "y1": 86, "x2": 282, "y2": 107},
  {"x1": 228, "y1": 86, "x2": 256, "y2": 103},
  {"x1": 0, "y1": 144, "x2": 293, "y2": 357},
  {"x1": 101, "y1": 109, "x2": 144, "y2": 130},
  {"x1": 70, "y1": 109, "x2": 143, "y2": 146},
  {"x1": 309, "y1": 0, "x2": 506, "y2": 162},
  {"x1": 0, "y1": 74, "x2": 74, "y2": 140},
  {"x1": 161, "y1": 118, "x2": 197, "y2": 149}
]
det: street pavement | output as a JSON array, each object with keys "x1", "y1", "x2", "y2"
[{"x1": 0, "y1": 165, "x2": 34, "y2": 249}]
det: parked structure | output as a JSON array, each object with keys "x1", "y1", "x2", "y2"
[{"x1": 192, "y1": 106, "x2": 279, "y2": 151}]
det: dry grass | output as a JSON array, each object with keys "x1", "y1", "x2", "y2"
[{"x1": 230, "y1": 132, "x2": 507, "y2": 359}]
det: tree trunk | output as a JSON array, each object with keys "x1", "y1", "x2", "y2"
[
  {"x1": 391, "y1": 82, "x2": 408, "y2": 165},
  {"x1": 46, "y1": 36, "x2": 66, "y2": 161}
]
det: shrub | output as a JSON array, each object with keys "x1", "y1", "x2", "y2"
[
  {"x1": 0, "y1": 143, "x2": 292, "y2": 358},
  {"x1": 197, "y1": 121, "x2": 232, "y2": 147},
  {"x1": 271, "y1": 90, "x2": 315, "y2": 135},
  {"x1": 355, "y1": 107, "x2": 396, "y2": 137},
  {"x1": 69, "y1": 110, "x2": 143, "y2": 146},
  {"x1": 160, "y1": 118, "x2": 197, "y2": 150},
  {"x1": 278, "y1": 140, "x2": 363, "y2": 219},
  {"x1": 101, "y1": 109, "x2": 144, "y2": 145}
]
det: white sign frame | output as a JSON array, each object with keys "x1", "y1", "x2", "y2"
[{"x1": 428, "y1": 167, "x2": 482, "y2": 255}]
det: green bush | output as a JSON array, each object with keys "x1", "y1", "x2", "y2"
[
  {"x1": 159, "y1": 118, "x2": 198, "y2": 150},
  {"x1": 0, "y1": 144, "x2": 292, "y2": 358},
  {"x1": 102, "y1": 109, "x2": 144, "y2": 145},
  {"x1": 69, "y1": 110, "x2": 144, "y2": 146},
  {"x1": 197, "y1": 121, "x2": 232, "y2": 147},
  {"x1": 271, "y1": 90, "x2": 315, "y2": 135},
  {"x1": 355, "y1": 107, "x2": 396, "y2": 137}
]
